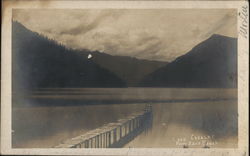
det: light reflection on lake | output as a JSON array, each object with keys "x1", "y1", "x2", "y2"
[{"x1": 12, "y1": 88, "x2": 237, "y2": 148}]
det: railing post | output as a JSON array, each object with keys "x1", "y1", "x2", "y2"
[
  {"x1": 85, "y1": 140, "x2": 88, "y2": 148},
  {"x1": 125, "y1": 123, "x2": 127, "y2": 135},
  {"x1": 113, "y1": 128, "x2": 117, "y2": 144},
  {"x1": 91, "y1": 137, "x2": 94, "y2": 148},
  {"x1": 120, "y1": 126, "x2": 122, "y2": 139},
  {"x1": 96, "y1": 135, "x2": 99, "y2": 148},
  {"x1": 99, "y1": 135, "x2": 101, "y2": 148},
  {"x1": 139, "y1": 115, "x2": 142, "y2": 128},
  {"x1": 106, "y1": 132, "x2": 108, "y2": 147},
  {"x1": 138, "y1": 117, "x2": 141, "y2": 129},
  {"x1": 108, "y1": 131, "x2": 111, "y2": 147},
  {"x1": 129, "y1": 120, "x2": 132, "y2": 132},
  {"x1": 81, "y1": 142, "x2": 84, "y2": 148},
  {"x1": 132, "y1": 119, "x2": 134, "y2": 131},
  {"x1": 100, "y1": 134, "x2": 102, "y2": 148},
  {"x1": 89, "y1": 138, "x2": 92, "y2": 148},
  {"x1": 104, "y1": 133, "x2": 106, "y2": 148},
  {"x1": 99, "y1": 134, "x2": 101, "y2": 148},
  {"x1": 136, "y1": 117, "x2": 138, "y2": 128},
  {"x1": 135, "y1": 118, "x2": 137, "y2": 130}
]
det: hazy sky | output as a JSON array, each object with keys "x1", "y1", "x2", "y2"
[{"x1": 13, "y1": 9, "x2": 237, "y2": 61}]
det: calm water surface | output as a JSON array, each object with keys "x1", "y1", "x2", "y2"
[{"x1": 12, "y1": 88, "x2": 237, "y2": 148}]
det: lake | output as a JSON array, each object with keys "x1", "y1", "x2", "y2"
[{"x1": 12, "y1": 88, "x2": 237, "y2": 148}]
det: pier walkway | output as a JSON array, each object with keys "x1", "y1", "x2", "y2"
[{"x1": 54, "y1": 105, "x2": 152, "y2": 148}]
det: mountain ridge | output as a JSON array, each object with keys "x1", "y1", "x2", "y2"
[
  {"x1": 139, "y1": 34, "x2": 237, "y2": 88},
  {"x1": 12, "y1": 21, "x2": 126, "y2": 90},
  {"x1": 12, "y1": 21, "x2": 237, "y2": 89},
  {"x1": 12, "y1": 21, "x2": 167, "y2": 90},
  {"x1": 75, "y1": 50, "x2": 167, "y2": 86}
]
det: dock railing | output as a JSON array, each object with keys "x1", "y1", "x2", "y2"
[{"x1": 54, "y1": 104, "x2": 153, "y2": 148}]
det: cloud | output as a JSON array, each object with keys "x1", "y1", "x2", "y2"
[
  {"x1": 59, "y1": 10, "x2": 123, "y2": 35},
  {"x1": 201, "y1": 11, "x2": 237, "y2": 39},
  {"x1": 13, "y1": 9, "x2": 237, "y2": 61}
]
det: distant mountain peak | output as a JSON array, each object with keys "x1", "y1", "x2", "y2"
[
  {"x1": 140, "y1": 34, "x2": 237, "y2": 88},
  {"x1": 210, "y1": 33, "x2": 234, "y2": 39},
  {"x1": 205, "y1": 34, "x2": 236, "y2": 44}
]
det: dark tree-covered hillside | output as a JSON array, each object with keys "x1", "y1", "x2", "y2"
[
  {"x1": 12, "y1": 21, "x2": 126, "y2": 91},
  {"x1": 140, "y1": 34, "x2": 237, "y2": 88},
  {"x1": 74, "y1": 51, "x2": 167, "y2": 86},
  {"x1": 12, "y1": 21, "x2": 237, "y2": 90}
]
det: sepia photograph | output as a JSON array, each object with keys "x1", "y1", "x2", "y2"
[
  {"x1": 1, "y1": 0, "x2": 248, "y2": 155},
  {"x1": 11, "y1": 8, "x2": 238, "y2": 148}
]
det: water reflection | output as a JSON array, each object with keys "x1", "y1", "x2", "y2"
[
  {"x1": 126, "y1": 101, "x2": 237, "y2": 148},
  {"x1": 12, "y1": 88, "x2": 237, "y2": 148}
]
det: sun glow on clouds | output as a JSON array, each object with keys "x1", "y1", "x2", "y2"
[{"x1": 13, "y1": 9, "x2": 237, "y2": 61}]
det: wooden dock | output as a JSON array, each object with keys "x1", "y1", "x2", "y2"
[{"x1": 54, "y1": 105, "x2": 153, "y2": 148}]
